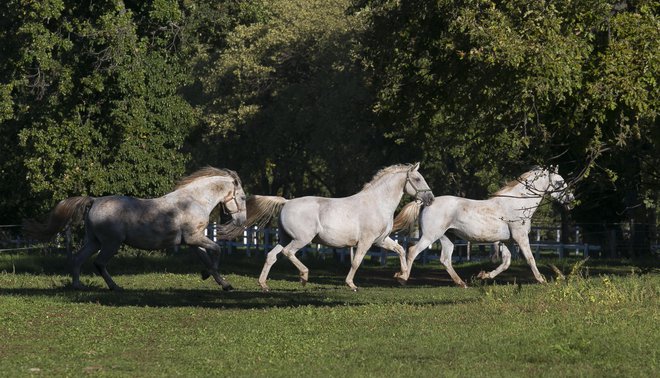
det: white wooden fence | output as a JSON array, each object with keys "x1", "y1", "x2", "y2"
[{"x1": 1, "y1": 223, "x2": 600, "y2": 265}]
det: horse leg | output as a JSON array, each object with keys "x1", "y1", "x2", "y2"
[
  {"x1": 399, "y1": 235, "x2": 435, "y2": 282},
  {"x1": 93, "y1": 242, "x2": 122, "y2": 291},
  {"x1": 513, "y1": 230, "x2": 546, "y2": 283},
  {"x1": 71, "y1": 239, "x2": 100, "y2": 290},
  {"x1": 375, "y1": 237, "x2": 408, "y2": 285},
  {"x1": 344, "y1": 243, "x2": 371, "y2": 291},
  {"x1": 200, "y1": 245, "x2": 223, "y2": 280},
  {"x1": 478, "y1": 243, "x2": 511, "y2": 280},
  {"x1": 191, "y1": 242, "x2": 234, "y2": 291},
  {"x1": 258, "y1": 244, "x2": 283, "y2": 291},
  {"x1": 438, "y1": 236, "x2": 467, "y2": 288},
  {"x1": 280, "y1": 240, "x2": 310, "y2": 286}
]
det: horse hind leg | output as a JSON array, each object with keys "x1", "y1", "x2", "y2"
[
  {"x1": 258, "y1": 239, "x2": 309, "y2": 291},
  {"x1": 281, "y1": 240, "x2": 311, "y2": 286},
  {"x1": 93, "y1": 242, "x2": 122, "y2": 291},
  {"x1": 258, "y1": 244, "x2": 283, "y2": 291},
  {"x1": 71, "y1": 239, "x2": 100, "y2": 290}
]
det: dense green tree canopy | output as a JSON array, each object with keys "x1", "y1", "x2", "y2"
[{"x1": 0, "y1": 0, "x2": 657, "y2": 254}]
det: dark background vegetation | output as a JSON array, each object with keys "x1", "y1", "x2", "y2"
[{"x1": 0, "y1": 0, "x2": 657, "y2": 255}]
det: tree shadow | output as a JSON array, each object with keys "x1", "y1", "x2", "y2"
[{"x1": 0, "y1": 285, "x2": 479, "y2": 310}]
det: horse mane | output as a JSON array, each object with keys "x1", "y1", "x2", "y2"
[
  {"x1": 174, "y1": 166, "x2": 240, "y2": 190},
  {"x1": 493, "y1": 166, "x2": 544, "y2": 196},
  {"x1": 362, "y1": 164, "x2": 412, "y2": 190}
]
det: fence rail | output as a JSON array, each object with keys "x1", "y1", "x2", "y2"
[{"x1": 0, "y1": 223, "x2": 605, "y2": 265}]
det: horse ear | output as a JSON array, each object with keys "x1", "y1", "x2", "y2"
[
  {"x1": 411, "y1": 162, "x2": 420, "y2": 171},
  {"x1": 551, "y1": 165, "x2": 559, "y2": 174}
]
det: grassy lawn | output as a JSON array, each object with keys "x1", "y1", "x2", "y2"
[{"x1": 0, "y1": 251, "x2": 658, "y2": 377}]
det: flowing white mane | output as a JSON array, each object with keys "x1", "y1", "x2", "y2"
[
  {"x1": 492, "y1": 167, "x2": 545, "y2": 196},
  {"x1": 362, "y1": 164, "x2": 412, "y2": 190}
]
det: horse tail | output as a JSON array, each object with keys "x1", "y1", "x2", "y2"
[
  {"x1": 392, "y1": 201, "x2": 422, "y2": 234},
  {"x1": 245, "y1": 195, "x2": 287, "y2": 228},
  {"x1": 23, "y1": 196, "x2": 94, "y2": 241}
]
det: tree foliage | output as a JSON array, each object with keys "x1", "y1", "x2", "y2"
[{"x1": 0, "y1": 0, "x2": 657, "y2": 254}]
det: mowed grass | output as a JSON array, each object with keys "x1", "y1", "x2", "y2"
[{"x1": 0, "y1": 252, "x2": 658, "y2": 377}]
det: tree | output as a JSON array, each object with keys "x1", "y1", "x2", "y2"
[
  {"x1": 356, "y1": 0, "x2": 658, "y2": 253},
  {"x1": 192, "y1": 0, "x2": 384, "y2": 198},
  {"x1": 0, "y1": 0, "x2": 198, "y2": 221}
]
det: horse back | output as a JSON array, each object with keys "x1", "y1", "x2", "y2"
[{"x1": 87, "y1": 195, "x2": 185, "y2": 249}]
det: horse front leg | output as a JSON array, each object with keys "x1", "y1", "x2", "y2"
[
  {"x1": 438, "y1": 236, "x2": 467, "y2": 288},
  {"x1": 478, "y1": 243, "x2": 512, "y2": 280},
  {"x1": 399, "y1": 235, "x2": 435, "y2": 282},
  {"x1": 345, "y1": 242, "x2": 372, "y2": 291},
  {"x1": 512, "y1": 229, "x2": 546, "y2": 283},
  {"x1": 189, "y1": 236, "x2": 234, "y2": 291},
  {"x1": 375, "y1": 237, "x2": 408, "y2": 285}
]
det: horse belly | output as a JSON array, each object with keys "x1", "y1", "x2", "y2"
[{"x1": 452, "y1": 214, "x2": 510, "y2": 242}]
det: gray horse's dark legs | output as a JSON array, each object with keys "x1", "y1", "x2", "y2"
[
  {"x1": 71, "y1": 240, "x2": 99, "y2": 289},
  {"x1": 94, "y1": 243, "x2": 122, "y2": 290},
  {"x1": 189, "y1": 238, "x2": 233, "y2": 290}
]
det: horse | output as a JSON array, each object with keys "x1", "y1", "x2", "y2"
[
  {"x1": 23, "y1": 167, "x2": 247, "y2": 291},
  {"x1": 236, "y1": 163, "x2": 434, "y2": 291},
  {"x1": 392, "y1": 166, "x2": 574, "y2": 287}
]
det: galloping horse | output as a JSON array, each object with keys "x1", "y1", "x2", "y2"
[
  {"x1": 392, "y1": 166, "x2": 574, "y2": 287},
  {"x1": 237, "y1": 163, "x2": 434, "y2": 291},
  {"x1": 23, "y1": 167, "x2": 247, "y2": 291}
]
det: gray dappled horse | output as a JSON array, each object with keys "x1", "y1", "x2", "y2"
[
  {"x1": 23, "y1": 167, "x2": 247, "y2": 291},
  {"x1": 238, "y1": 163, "x2": 434, "y2": 291},
  {"x1": 392, "y1": 166, "x2": 574, "y2": 287}
]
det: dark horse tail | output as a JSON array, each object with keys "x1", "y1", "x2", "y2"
[{"x1": 23, "y1": 196, "x2": 94, "y2": 241}]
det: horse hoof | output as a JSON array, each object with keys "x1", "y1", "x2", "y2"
[
  {"x1": 110, "y1": 285, "x2": 124, "y2": 292},
  {"x1": 261, "y1": 287, "x2": 270, "y2": 292},
  {"x1": 396, "y1": 277, "x2": 408, "y2": 286},
  {"x1": 351, "y1": 287, "x2": 359, "y2": 292},
  {"x1": 300, "y1": 278, "x2": 307, "y2": 287},
  {"x1": 223, "y1": 285, "x2": 234, "y2": 292},
  {"x1": 477, "y1": 271, "x2": 489, "y2": 280},
  {"x1": 201, "y1": 271, "x2": 210, "y2": 280}
]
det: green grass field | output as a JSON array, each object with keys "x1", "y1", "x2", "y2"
[{"x1": 1, "y1": 251, "x2": 658, "y2": 377}]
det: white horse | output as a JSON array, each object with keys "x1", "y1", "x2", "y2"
[
  {"x1": 392, "y1": 166, "x2": 574, "y2": 287},
  {"x1": 24, "y1": 167, "x2": 247, "y2": 291},
  {"x1": 238, "y1": 163, "x2": 434, "y2": 291}
]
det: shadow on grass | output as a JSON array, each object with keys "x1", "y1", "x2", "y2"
[{"x1": 0, "y1": 285, "x2": 480, "y2": 310}]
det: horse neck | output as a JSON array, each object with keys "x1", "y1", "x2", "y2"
[
  {"x1": 356, "y1": 171, "x2": 407, "y2": 214},
  {"x1": 498, "y1": 177, "x2": 550, "y2": 219},
  {"x1": 171, "y1": 177, "x2": 230, "y2": 212}
]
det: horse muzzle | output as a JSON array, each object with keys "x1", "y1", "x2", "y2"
[
  {"x1": 419, "y1": 192, "x2": 435, "y2": 206},
  {"x1": 232, "y1": 211, "x2": 247, "y2": 226}
]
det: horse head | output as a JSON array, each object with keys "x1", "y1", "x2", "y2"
[
  {"x1": 222, "y1": 174, "x2": 247, "y2": 226},
  {"x1": 546, "y1": 166, "x2": 575, "y2": 209},
  {"x1": 404, "y1": 162, "x2": 434, "y2": 206}
]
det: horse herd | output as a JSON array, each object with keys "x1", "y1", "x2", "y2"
[{"x1": 23, "y1": 163, "x2": 574, "y2": 292}]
